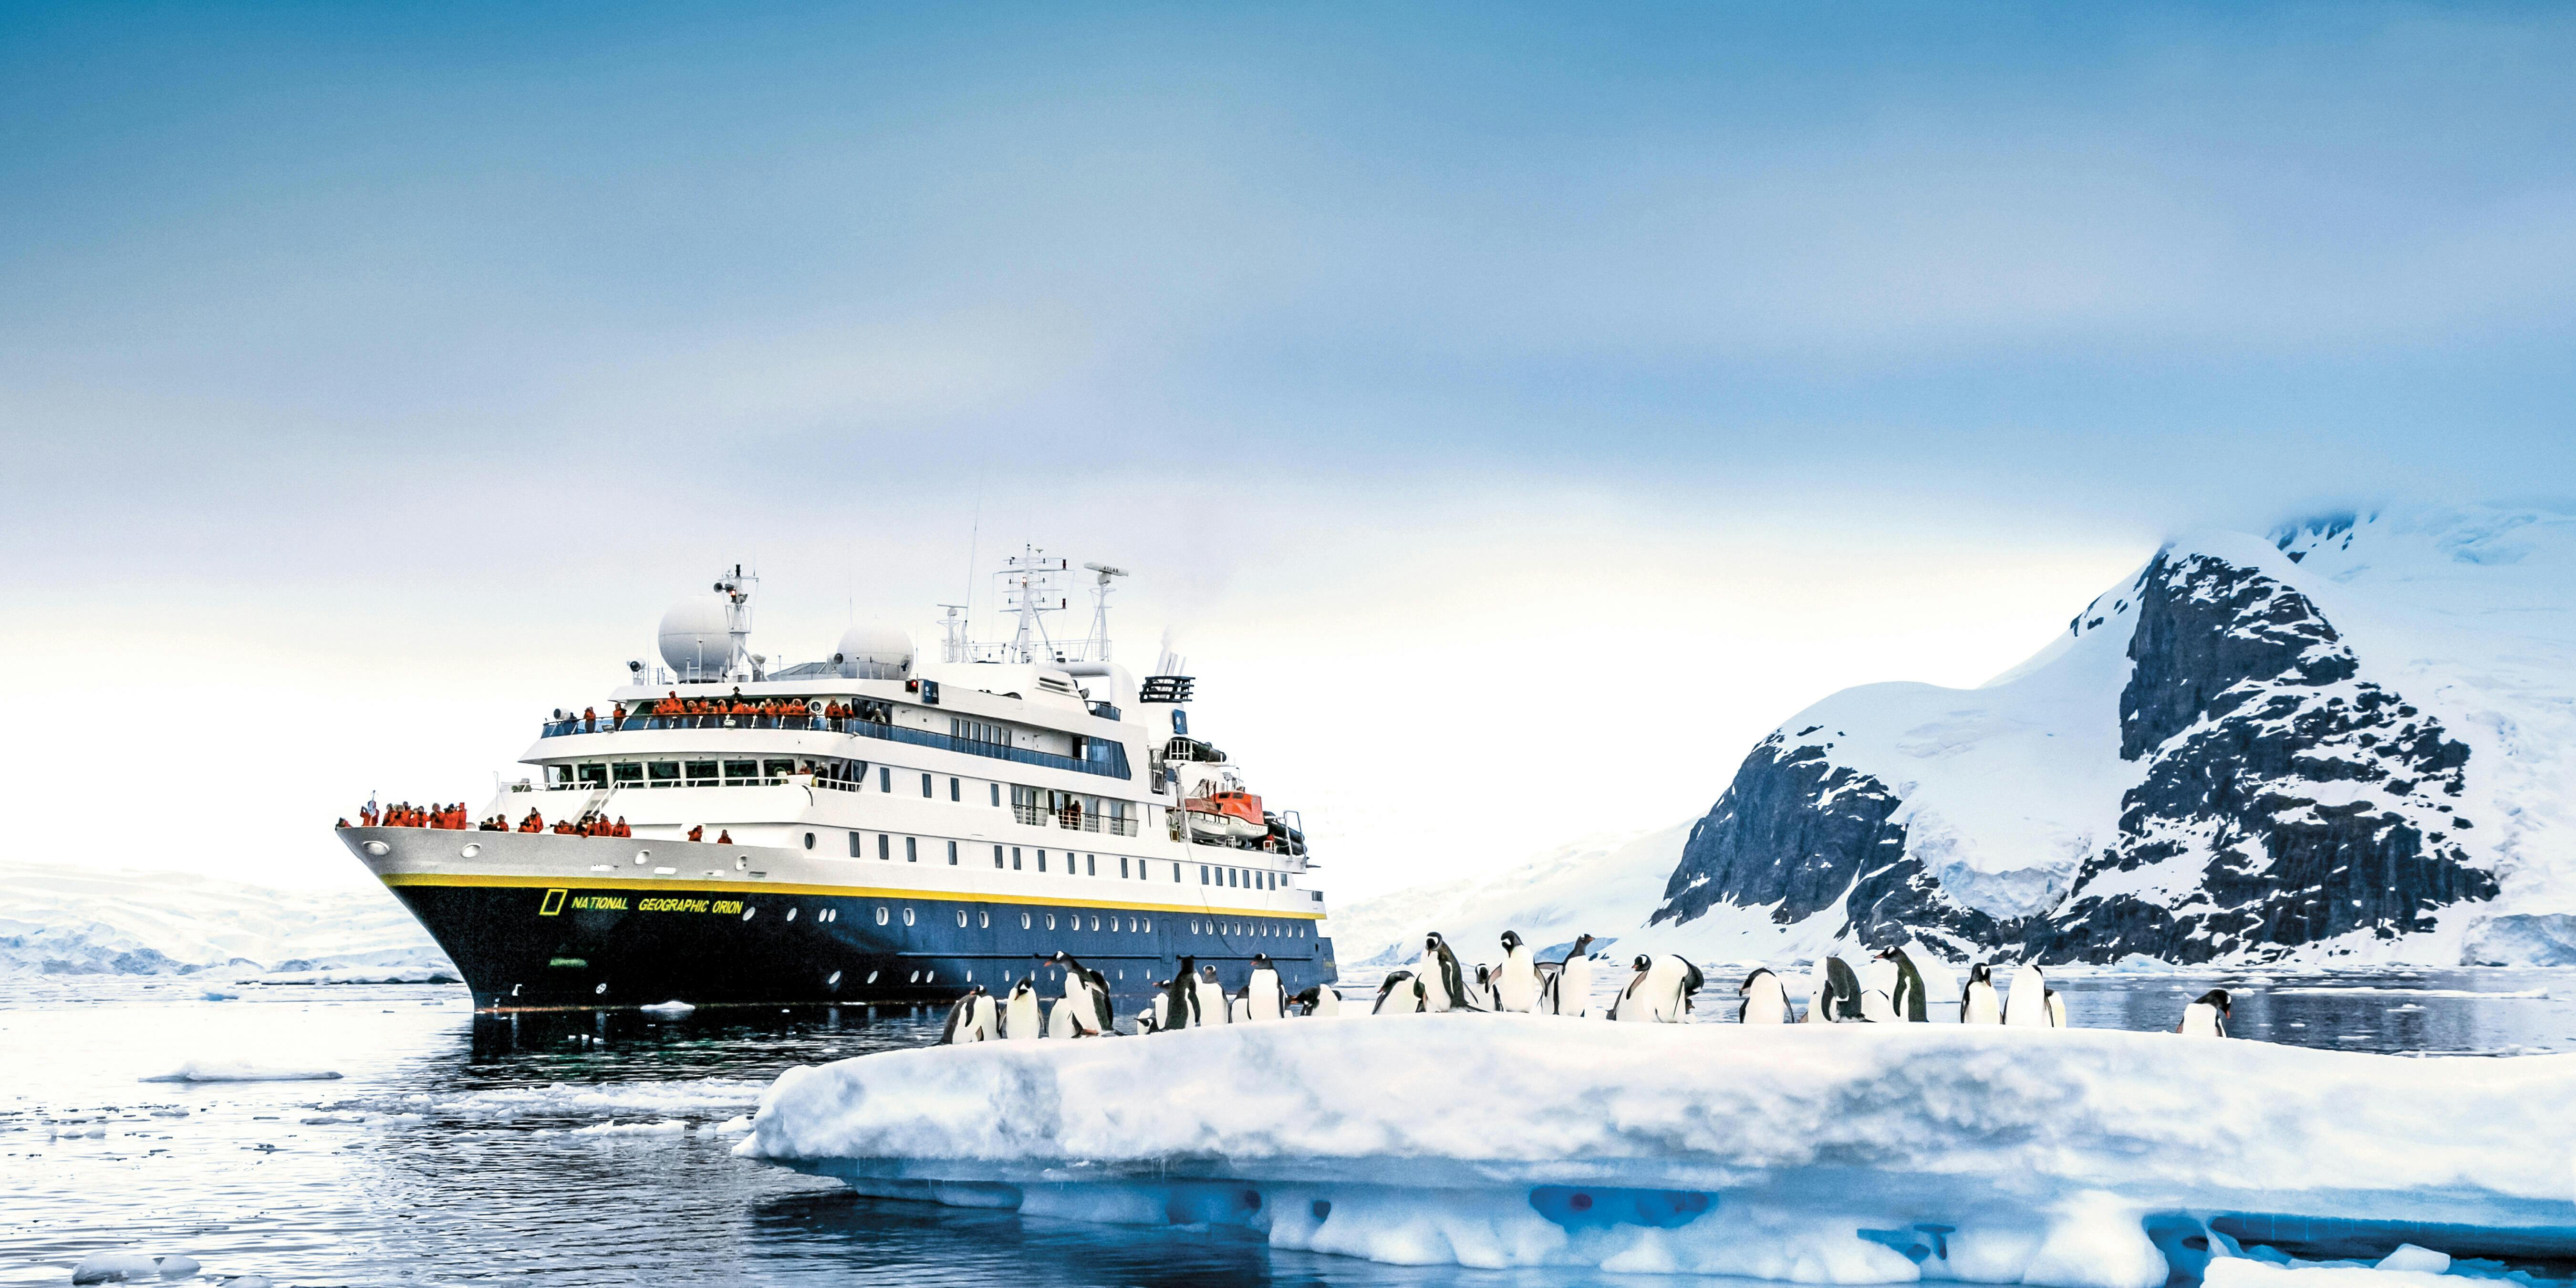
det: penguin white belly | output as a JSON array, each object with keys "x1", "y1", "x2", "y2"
[
  {"x1": 1961, "y1": 982, "x2": 2001, "y2": 1025},
  {"x1": 1195, "y1": 980, "x2": 1231, "y2": 1024},
  {"x1": 2180, "y1": 1001, "x2": 2223, "y2": 1037},
  {"x1": 1247, "y1": 971, "x2": 1285, "y2": 1021},
  {"x1": 1005, "y1": 995, "x2": 1041, "y2": 1040},
  {"x1": 1862, "y1": 957, "x2": 1900, "y2": 1000},
  {"x1": 971, "y1": 995, "x2": 1001, "y2": 1040},
  {"x1": 1859, "y1": 988, "x2": 1897, "y2": 1023},
  {"x1": 2046, "y1": 992, "x2": 2068, "y2": 1028},
  {"x1": 1497, "y1": 948, "x2": 1538, "y2": 1012},
  {"x1": 1742, "y1": 976, "x2": 1790, "y2": 1023},
  {"x1": 1378, "y1": 982, "x2": 1423, "y2": 1015},
  {"x1": 1310, "y1": 988, "x2": 1340, "y2": 1017},
  {"x1": 1044, "y1": 999, "x2": 1075, "y2": 1039},
  {"x1": 1561, "y1": 957, "x2": 1593, "y2": 1018},
  {"x1": 2003, "y1": 964, "x2": 2052, "y2": 1027},
  {"x1": 1416, "y1": 956, "x2": 1455, "y2": 1011},
  {"x1": 1147, "y1": 994, "x2": 1170, "y2": 1032}
]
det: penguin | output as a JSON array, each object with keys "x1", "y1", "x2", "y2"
[
  {"x1": 1873, "y1": 946, "x2": 1929, "y2": 1023},
  {"x1": 1041, "y1": 952, "x2": 1114, "y2": 1036},
  {"x1": 1737, "y1": 967, "x2": 1792, "y2": 1024},
  {"x1": 1373, "y1": 970, "x2": 1426, "y2": 1015},
  {"x1": 1245, "y1": 954, "x2": 1288, "y2": 1022},
  {"x1": 2003, "y1": 962, "x2": 2057, "y2": 1028},
  {"x1": 1193, "y1": 964, "x2": 1232, "y2": 1026},
  {"x1": 1417, "y1": 933, "x2": 1468, "y2": 1012},
  {"x1": 1807, "y1": 956, "x2": 1863, "y2": 1023},
  {"x1": 1858, "y1": 987, "x2": 1898, "y2": 1023},
  {"x1": 1139, "y1": 985, "x2": 1172, "y2": 1033},
  {"x1": 2047, "y1": 988, "x2": 2068, "y2": 1029},
  {"x1": 1471, "y1": 964, "x2": 1500, "y2": 1011},
  {"x1": 1165, "y1": 957, "x2": 1198, "y2": 1030},
  {"x1": 1539, "y1": 934, "x2": 1598, "y2": 1017},
  {"x1": 2179, "y1": 988, "x2": 2230, "y2": 1037},
  {"x1": 1045, "y1": 997, "x2": 1080, "y2": 1039},
  {"x1": 1003, "y1": 976, "x2": 1043, "y2": 1040},
  {"x1": 937, "y1": 985, "x2": 992, "y2": 1044},
  {"x1": 1610, "y1": 953, "x2": 1703, "y2": 1023},
  {"x1": 1495, "y1": 931, "x2": 1540, "y2": 1012},
  {"x1": 1959, "y1": 963, "x2": 2002, "y2": 1024},
  {"x1": 1290, "y1": 984, "x2": 1341, "y2": 1017}
]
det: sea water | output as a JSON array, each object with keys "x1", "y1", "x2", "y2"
[{"x1": 5, "y1": 968, "x2": 2572, "y2": 1287}]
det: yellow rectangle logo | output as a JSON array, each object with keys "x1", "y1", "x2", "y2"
[{"x1": 538, "y1": 888, "x2": 568, "y2": 916}]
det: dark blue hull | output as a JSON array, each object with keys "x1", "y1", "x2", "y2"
[{"x1": 387, "y1": 878, "x2": 1337, "y2": 1013}]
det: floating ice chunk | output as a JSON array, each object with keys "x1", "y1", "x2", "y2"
[
  {"x1": 571, "y1": 1118, "x2": 689, "y2": 1136},
  {"x1": 738, "y1": 1017, "x2": 2576, "y2": 1277},
  {"x1": 641, "y1": 999, "x2": 696, "y2": 1015},
  {"x1": 199, "y1": 989, "x2": 239, "y2": 1001},
  {"x1": 139, "y1": 1060, "x2": 341, "y2": 1083},
  {"x1": 68, "y1": 1249, "x2": 194, "y2": 1283},
  {"x1": 2207, "y1": 1260, "x2": 2454, "y2": 1288},
  {"x1": 716, "y1": 1115, "x2": 753, "y2": 1133},
  {"x1": 2376, "y1": 1245, "x2": 2453, "y2": 1274}
]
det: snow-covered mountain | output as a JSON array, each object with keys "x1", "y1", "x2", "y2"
[
  {"x1": 0, "y1": 860, "x2": 447, "y2": 976},
  {"x1": 1338, "y1": 505, "x2": 2576, "y2": 968}
]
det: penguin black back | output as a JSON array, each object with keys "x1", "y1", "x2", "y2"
[
  {"x1": 1166, "y1": 956, "x2": 1198, "y2": 1029},
  {"x1": 1875, "y1": 946, "x2": 1929, "y2": 1023},
  {"x1": 1821, "y1": 956, "x2": 1863, "y2": 1021}
]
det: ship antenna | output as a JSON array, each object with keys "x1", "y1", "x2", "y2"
[{"x1": 1080, "y1": 563, "x2": 1127, "y2": 662}]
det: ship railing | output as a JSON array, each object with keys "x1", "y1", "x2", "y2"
[{"x1": 537, "y1": 714, "x2": 1132, "y2": 780}]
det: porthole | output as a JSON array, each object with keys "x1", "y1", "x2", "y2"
[
  {"x1": 903, "y1": 907, "x2": 915, "y2": 926},
  {"x1": 1045, "y1": 914, "x2": 1057, "y2": 930},
  {"x1": 925, "y1": 970, "x2": 935, "y2": 983},
  {"x1": 1191, "y1": 920, "x2": 1200, "y2": 934},
  {"x1": 787, "y1": 907, "x2": 799, "y2": 921},
  {"x1": 866, "y1": 970, "x2": 879, "y2": 984},
  {"x1": 876, "y1": 907, "x2": 890, "y2": 925},
  {"x1": 459, "y1": 843, "x2": 480, "y2": 859},
  {"x1": 1089, "y1": 916, "x2": 1100, "y2": 932},
  {"x1": 956, "y1": 910, "x2": 968, "y2": 928},
  {"x1": 735, "y1": 855, "x2": 748, "y2": 872},
  {"x1": 361, "y1": 841, "x2": 389, "y2": 856},
  {"x1": 803, "y1": 832, "x2": 815, "y2": 850},
  {"x1": 909, "y1": 971, "x2": 920, "y2": 984},
  {"x1": 979, "y1": 911, "x2": 990, "y2": 928},
  {"x1": 827, "y1": 970, "x2": 843, "y2": 987},
  {"x1": 635, "y1": 849, "x2": 651, "y2": 864},
  {"x1": 1020, "y1": 912, "x2": 1032, "y2": 930},
  {"x1": 741, "y1": 906, "x2": 757, "y2": 921},
  {"x1": 593, "y1": 983, "x2": 608, "y2": 996},
  {"x1": 1142, "y1": 918, "x2": 1150, "y2": 932}
]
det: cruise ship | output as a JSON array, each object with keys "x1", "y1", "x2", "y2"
[{"x1": 338, "y1": 551, "x2": 1336, "y2": 1014}]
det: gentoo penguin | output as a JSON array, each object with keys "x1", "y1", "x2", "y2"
[
  {"x1": 2003, "y1": 962, "x2": 2057, "y2": 1028},
  {"x1": 2047, "y1": 988, "x2": 2068, "y2": 1028},
  {"x1": 1737, "y1": 967, "x2": 1792, "y2": 1024},
  {"x1": 1003, "y1": 976, "x2": 1043, "y2": 1040},
  {"x1": 1044, "y1": 997, "x2": 1080, "y2": 1039},
  {"x1": 2178, "y1": 988, "x2": 2231, "y2": 1037},
  {"x1": 1610, "y1": 953, "x2": 1703, "y2": 1023},
  {"x1": 1193, "y1": 964, "x2": 1232, "y2": 1026},
  {"x1": 1540, "y1": 934, "x2": 1598, "y2": 1017},
  {"x1": 1807, "y1": 956, "x2": 1862, "y2": 1023},
  {"x1": 1417, "y1": 933, "x2": 1469, "y2": 1012},
  {"x1": 1495, "y1": 932, "x2": 1540, "y2": 1012},
  {"x1": 1166, "y1": 957, "x2": 1199, "y2": 1030},
  {"x1": 938, "y1": 986, "x2": 993, "y2": 1043},
  {"x1": 1959, "y1": 964, "x2": 2002, "y2": 1024},
  {"x1": 1290, "y1": 984, "x2": 1341, "y2": 1017},
  {"x1": 1874, "y1": 946, "x2": 1929, "y2": 1023},
  {"x1": 1373, "y1": 970, "x2": 1426, "y2": 1015},
  {"x1": 1139, "y1": 984, "x2": 1172, "y2": 1033},
  {"x1": 1245, "y1": 954, "x2": 1288, "y2": 1022},
  {"x1": 1471, "y1": 964, "x2": 1500, "y2": 1011},
  {"x1": 1858, "y1": 986, "x2": 1899, "y2": 1023},
  {"x1": 1041, "y1": 952, "x2": 1114, "y2": 1035}
]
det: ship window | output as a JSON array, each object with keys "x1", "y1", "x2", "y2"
[
  {"x1": 1037, "y1": 851, "x2": 1047, "y2": 873},
  {"x1": 1173, "y1": 864, "x2": 1181, "y2": 883},
  {"x1": 848, "y1": 831, "x2": 862, "y2": 858},
  {"x1": 1046, "y1": 914, "x2": 1056, "y2": 930},
  {"x1": 990, "y1": 783, "x2": 1000, "y2": 807},
  {"x1": 545, "y1": 764, "x2": 571, "y2": 787},
  {"x1": 878, "y1": 834, "x2": 890, "y2": 861},
  {"x1": 1089, "y1": 915, "x2": 1100, "y2": 932},
  {"x1": 979, "y1": 910, "x2": 989, "y2": 928},
  {"x1": 1012, "y1": 847, "x2": 1022, "y2": 870},
  {"x1": 904, "y1": 907, "x2": 915, "y2": 926},
  {"x1": 949, "y1": 777, "x2": 960, "y2": 801},
  {"x1": 947, "y1": 840, "x2": 958, "y2": 865},
  {"x1": 577, "y1": 764, "x2": 608, "y2": 786},
  {"x1": 1191, "y1": 920, "x2": 1200, "y2": 934},
  {"x1": 875, "y1": 906, "x2": 889, "y2": 925},
  {"x1": 1200, "y1": 865, "x2": 1209, "y2": 885},
  {"x1": 612, "y1": 762, "x2": 643, "y2": 784},
  {"x1": 905, "y1": 837, "x2": 918, "y2": 863},
  {"x1": 1142, "y1": 917, "x2": 1151, "y2": 932},
  {"x1": 993, "y1": 844, "x2": 1004, "y2": 869},
  {"x1": 763, "y1": 758, "x2": 795, "y2": 778},
  {"x1": 686, "y1": 761, "x2": 718, "y2": 783},
  {"x1": 1020, "y1": 912, "x2": 1031, "y2": 929},
  {"x1": 724, "y1": 760, "x2": 757, "y2": 780},
  {"x1": 1120, "y1": 856, "x2": 1129, "y2": 879},
  {"x1": 1085, "y1": 855, "x2": 1095, "y2": 876},
  {"x1": 803, "y1": 832, "x2": 814, "y2": 850},
  {"x1": 921, "y1": 773, "x2": 933, "y2": 798},
  {"x1": 879, "y1": 766, "x2": 890, "y2": 792},
  {"x1": 649, "y1": 761, "x2": 680, "y2": 784}
]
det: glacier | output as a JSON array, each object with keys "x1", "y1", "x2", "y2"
[{"x1": 737, "y1": 1018, "x2": 2576, "y2": 1282}]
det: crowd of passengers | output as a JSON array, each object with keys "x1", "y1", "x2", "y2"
[
  {"x1": 337, "y1": 802, "x2": 637, "y2": 837},
  {"x1": 554, "y1": 691, "x2": 896, "y2": 734}
]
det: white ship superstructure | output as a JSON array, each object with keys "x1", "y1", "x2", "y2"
[{"x1": 339, "y1": 550, "x2": 1333, "y2": 1012}]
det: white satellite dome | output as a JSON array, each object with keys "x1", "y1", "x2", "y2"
[
  {"x1": 835, "y1": 624, "x2": 914, "y2": 675},
  {"x1": 659, "y1": 595, "x2": 737, "y2": 678}
]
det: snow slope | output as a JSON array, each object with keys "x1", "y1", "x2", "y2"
[
  {"x1": 740, "y1": 1017, "x2": 2576, "y2": 1280},
  {"x1": 1326, "y1": 823, "x2": 1690, "y2": 966},
  {"x1": 0, "y1": 859, "x2": 446, "y2": 976}
]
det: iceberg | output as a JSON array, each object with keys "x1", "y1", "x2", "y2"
[{"x1": 737, "y1": 1017, "x2": 2576, "y2": 1283}]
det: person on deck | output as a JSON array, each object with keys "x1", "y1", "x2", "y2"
[
  {"x1": 716, "y1": 829, "x2": 732, "y2": 844},
  {"x1": 520, "y1": 810, "x2": 543, "y2": 833},
  {"x1": 612, "y1": 816, "x2": 630, "y2": 838},
  {"x1": 687, "y1": 825, "x2": 704, "y2": 841}
]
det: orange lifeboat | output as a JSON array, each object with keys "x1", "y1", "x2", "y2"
[{"x1": 1184, "y1": 789, "x2": 1267, "y2": 841}]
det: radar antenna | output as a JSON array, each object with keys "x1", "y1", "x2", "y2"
[{"x1": 1080, "y1": 563, "x2": 1127, "y2": 662}]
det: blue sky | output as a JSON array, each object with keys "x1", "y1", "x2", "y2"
[{"x1": 4, "y1": 3, "x2": 2573, "y2": 892}]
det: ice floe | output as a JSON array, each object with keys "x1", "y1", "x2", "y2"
[
  {"x1": 139, "y1": 1059, "x2": 342, "y2": 1083},
  {"x1": 738, "y1": 1016, "x2": 2576, "y2": 1282}
]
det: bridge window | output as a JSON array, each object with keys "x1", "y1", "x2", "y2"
[
  {"x1": 649, "y1": 761, "x2": 680, "y2": 785},
  {"x1": 764, "y1": 758, "x2": 795, "y2": 778},
  {"x1": 576, "y1": 764, "x2": 608, "y2": 786},
  {"x1": 612, "y1": 762, "x2": 643, "y2": 784},
  {"x1": 686, "y1": 761, "x2": 718, "y2": 784},
  {"x1": 723, "y1": 760, "x2": 757, "y2": 781}
]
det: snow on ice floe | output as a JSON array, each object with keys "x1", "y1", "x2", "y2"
[
  {"x1": 139, "y1": 1059, "x2": 342, "y2": 1083},
  {"x1": 738, "y1": 1017, "x2": 2576, "y2": 1284}
]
